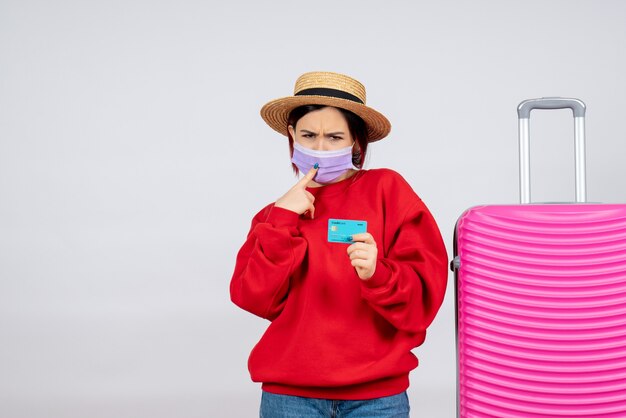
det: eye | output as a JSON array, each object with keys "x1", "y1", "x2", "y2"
[
  {"x1": 302, "y1": 133, "x2": 314, "y2": 138},
  {"x1": 330, "y1": 136, "x2": 343, "y2": 141}
]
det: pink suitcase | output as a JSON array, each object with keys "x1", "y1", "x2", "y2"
[{"x1": 452, "y1": 98, "x2": 626, "y2": 417}]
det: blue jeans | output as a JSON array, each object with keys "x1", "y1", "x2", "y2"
[{"x1": 260, "y1": 391, "x2": 410, "y2": 418}]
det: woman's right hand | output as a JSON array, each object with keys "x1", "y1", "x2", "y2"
[{"x1": 274, "y1": 166, "x2": 318, "y2": 219}]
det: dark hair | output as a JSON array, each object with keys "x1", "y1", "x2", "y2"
[{"x1": 286, "y1": 105, "x2": 369, "y2": 175}]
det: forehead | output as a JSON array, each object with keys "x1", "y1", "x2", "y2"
[{"x1": 297, "y1": 106, "x2": 348, "y2": 129}]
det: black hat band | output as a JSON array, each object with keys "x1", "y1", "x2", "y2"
[{"x1": 295, "y1": 88, "x2": 364, "y2": 105}]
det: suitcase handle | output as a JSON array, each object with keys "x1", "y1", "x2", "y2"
[
  {"x1": 517, "y1": 97, "x2": 587, "y2": 204},
  {"x1": 518, "y1": 98, "x2": 586, "y2": 118}
]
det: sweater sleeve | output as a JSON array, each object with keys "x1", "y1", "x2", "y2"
[
  {"x1": 230, "y1": 204, "x2": 307, "y2": 321},
  {"x1": 359, "y1": 198, "x2": 448, "y2": 334}
]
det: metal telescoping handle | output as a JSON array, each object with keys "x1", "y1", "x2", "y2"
[{"x1": 517, "y1": 97, "x2": 587, "y2": 204}]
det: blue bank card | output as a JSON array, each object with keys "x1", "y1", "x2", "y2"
[{"x1": 328, "y1": 219, "x2": 367, "y2": 244}]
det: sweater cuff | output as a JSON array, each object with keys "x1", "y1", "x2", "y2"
[
  {"x1": 361, "y1": 259, "x2": 392, "y2": 289},
  {"x1": 266, "y1": 205, "x2": 300, "y2": 228}
]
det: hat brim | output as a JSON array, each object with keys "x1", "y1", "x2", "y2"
[{"x1": 260, "y1": 95, "x2": 391, "y2": 143}]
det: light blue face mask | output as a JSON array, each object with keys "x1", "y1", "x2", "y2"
[{"x1": 291, "y1": 142, "x2": 356, "y2": 184}]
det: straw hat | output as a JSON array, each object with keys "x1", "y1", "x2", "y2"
[{"x1": 260, "y1": 71, "x2": 391, "y2": 142}]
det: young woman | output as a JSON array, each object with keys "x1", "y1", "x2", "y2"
[{"x1": 230, "y1": 71, "x2": 448, "y2": 417}]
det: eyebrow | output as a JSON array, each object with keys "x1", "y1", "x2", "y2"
[{"x1": 299, "y1": 129, "x2": 345, "y2": 136}]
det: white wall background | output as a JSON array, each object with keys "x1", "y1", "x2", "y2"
[{"x1": 2, "y1": 1, "x2": 626, "y2": 417}]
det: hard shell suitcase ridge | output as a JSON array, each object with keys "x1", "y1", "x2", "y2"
[{"x1": 452, "y1": 98, "x2": 626, "y2": 417}]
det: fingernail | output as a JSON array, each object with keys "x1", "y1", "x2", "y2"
[{"x1": 313, "y1": 163, "x2": 319, "y2": 169}]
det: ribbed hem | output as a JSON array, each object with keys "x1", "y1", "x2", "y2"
[
  {"x1": 361, "y1": 259, "x2": 392, "y2": 289},
  {"x1": 261, "y1": 374, "x2": 409, "y2": 401},
  {"x1": 266, "y1": 205, "x2": 300, "y2": 228},
  {"x1": 306, "y1": 170, "x2": 365, "y2": 198}
]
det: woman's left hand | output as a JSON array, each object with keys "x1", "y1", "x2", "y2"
[{"x1": 347, "y1": 233, "x2": 378, "y2": 281}]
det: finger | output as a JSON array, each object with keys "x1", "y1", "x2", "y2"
[
  {"x1": 350, "y1": 233, "x2": 376, "y2": 246},
  {"x1": 348, "y1": 249, "x2": 366, "y2": 261},
  {"x1": 304, "y1": 190, "x2": 316, "y2": 219},
  {"x1": 297, "y1": 165, "x2": 319, "y2": 187},
  {"x1": 347, "y1": 244, "x2": 369, "y2": 258},
  {"x1": 346, "y1": 243, "x2": 362, "y2": 256},
  {"x1": 351, "y1": 248, "x2": 377, "y2": 261},
  {"x1": 347, "y1": 242, "x2": 369, "y2": 252},
  {"x1": 351, "y1": 259, "x2": 372, "y2": 268}
]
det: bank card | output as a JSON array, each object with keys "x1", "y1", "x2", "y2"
[{"x1": 328, "y1": 219, "x2": 367, "y2": 243}]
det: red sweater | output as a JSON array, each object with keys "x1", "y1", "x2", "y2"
[{"x1": 230, "y1": 168, "x2": 448, "y2": 400}]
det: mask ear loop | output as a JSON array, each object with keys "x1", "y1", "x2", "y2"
[{"x1": 352, "y1": 143, "x2": 362, "y2": 168}]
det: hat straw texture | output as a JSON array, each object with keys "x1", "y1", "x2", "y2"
[{"x1": 260, "y1": 71, "x2": 391, "y2": 142}]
